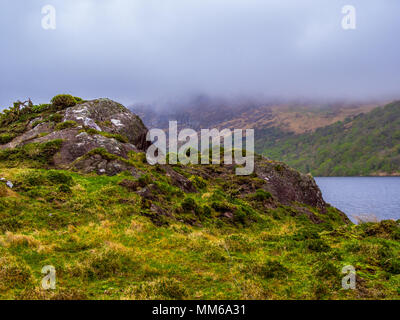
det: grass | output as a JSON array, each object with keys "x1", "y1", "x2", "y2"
[
  {"x1": 0, "y1": 158, "x2": 399, "y2": 300},
  {"x1": 0, "y1": 140, "x2": 63, "y2": 168},
  {"x1": 55, "y1": 121, "x2": 77, "y2": 131},
  {"x1": 82, "y1": 128, "x2": 129, "y2": 143}
]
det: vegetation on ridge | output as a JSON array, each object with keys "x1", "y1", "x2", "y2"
[{"x1": 0, "y1": 94, "x2": 84, "y2": 146}]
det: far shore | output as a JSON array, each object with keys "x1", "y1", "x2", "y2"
[{"x1": 314, "y1": 174, "x2": 400, "y2": 178}]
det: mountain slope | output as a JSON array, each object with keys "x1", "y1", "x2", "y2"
[
  {"x1": 133, "y1": 97, "x2": 398, "y2": 176},
  {"x1": 132, "y1": 97, "x2": 377, "y2": 134},
  {"x1": 261, "y1": 101, "x2": 400, "y2": 176}
]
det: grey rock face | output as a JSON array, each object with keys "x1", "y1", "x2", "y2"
[
  {"x1": 254, "y1": 158, "x2": 326, "y2": 209},
  {"x1": 0, "y1": 98, "x2": 150, "y2": 176},
  {"x1": 73, "y1": 153, "x2": 140, "y2": 176},
  {"x1": 64, "y1": 99, "x2": 149, "y2": 149},
  {"x1": 51, "y1": 130, "x2": 138, "y2": 166},
  {"x1": 0, "y1": 122, "x2": 53, "y2": 149}
]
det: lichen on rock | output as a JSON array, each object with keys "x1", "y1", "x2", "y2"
[{"x1": 0, "y1": 97, "x2": 149, "y2": 175}]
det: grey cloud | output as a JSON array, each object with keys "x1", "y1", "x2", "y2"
[{"x1": 1, "y1": 0, "x2": 399, "y2": 108}]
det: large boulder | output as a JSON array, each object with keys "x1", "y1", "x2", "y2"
[
  {"x1": 63, "y1": 99, "x2": 149, "y2": 150},
  {"x1": 0, "y1": 99, "x2": 149, "y2": 175},
  {"x1": 255, "y1": 158, "x2": 326, "y2": 209}
]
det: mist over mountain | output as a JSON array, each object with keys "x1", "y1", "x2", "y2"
[
  {"x1": 133, "y1": 96, "x2": 400, "y2": 177},
  {"x1": 1, "y1": 0, "x2": 400, "y2": 107},
  {"x1": 131, "y1": 94, "x2": 383, "y2": 132}
]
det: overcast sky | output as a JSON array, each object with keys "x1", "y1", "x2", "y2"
[{"x1": 0, "y1": 0, "x2": 399, "y2": 108}]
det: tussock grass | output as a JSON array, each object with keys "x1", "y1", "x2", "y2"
[{"x1": 0, "y1": 162, "x2": 398, "y2": 300}]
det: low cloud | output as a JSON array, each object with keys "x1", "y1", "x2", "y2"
[{"x1": 1, "y1": 0, "x2": 399, "y2": 108}]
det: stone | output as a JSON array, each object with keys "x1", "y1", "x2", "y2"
[{"x1": 0, "y1": 98, "x2": 150, "y2": 176}]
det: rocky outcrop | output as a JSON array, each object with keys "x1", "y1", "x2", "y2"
[
  {"x1": 1, "y1": 99, "x2": 149, "y2": 176},
  {"x1": 72, "y1": 152, "x2": 140, "y2": 176},
  {"x1": 162, "y1": 165, "x2": 197, "y2": 193},
  {"x1": 255, "y1": 159, "x2": 326, "y2": 209},
  {"x1": 0, "y1": 97, "x2": 335, "y2": 218},
  {"x1": 63, "y1": 99, "x2": 149, "y2": 150}
]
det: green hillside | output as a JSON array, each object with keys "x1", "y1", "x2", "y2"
[{"x1": 260, "y1": 101, "x2": 400, "y2": 176}]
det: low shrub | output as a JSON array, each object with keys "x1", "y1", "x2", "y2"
[
  {"x1": 73, "y1": 96, "x2": 84, "y2": 103},
  {"x1": 46, "y1": 170, "x2": 73, "y2": 185},
  {"x1": 130, "y1": 278, "x2": 188, "y2": 300},
  {"x1": 211, "y1": 201, "x2": 232, "y2": 213},
  {"x1": 31, "y1": 104, "x2": 51, "y2": 113},
  {"x1": 203, "y1": 245, "x2": 227, "y2": 262},
  {"x1": 250, "y1": 260, "x2": 289, "y2": 279},
  {"x1": 181, "y1": 197, "x2": 197, "y2": 212},
  {"x1": 17, "y1": 170, "x2": 73, "y2": 188},
  {"x1": 48, "y1": 114, "x2": 63, "y2": 123},
  {"x1": 252, "y1": 189, "x2": 273, "y2": 202},
  {"x1": 55, "y1": 121, "x2": 77, "y2": 131},
  {"x1": 17, "y1": 287, "x2": 87, "y2": 300},
  {"x1": 83, "y1": 128, "x2": 129, "y2": 143},
  {"x1": 190, "y1": 175, "x2": 207, "y2": 189},
  {"x1": 155, "y1": 279, "x2": 188, "y2": 299},
  {"x1": 83, "y1": 128, "x2": 99, "y2": 135},
  {"x1": 40, "y1": 139, "x2": 63, "y2": 156},
  {"x1": 58, "y1": 184, "x2": 72, "y2": 194},
  {"x1": 292, "y1": 227, "x2": 321, "y2": 241},
  {"x1": 304, "y1": 239, "x2": 331, "y2": 252},
  {"x1": 233, "y1": 208, "x2": 248, "y2": 225},
  {"x1": 0, "y1": 133, "x2": 15, "y2": 145},
  {"x1": 102, "y1": 132, "x2": 128, "y2": 143},
  {"x1": 31, "y1": 120, "x2": 43, "y2": 128},
  {"x1": 51, "y1": 94, "x2": 77, "y2": 110},
  {"x1": 361, "y1": 220, "x2": 400, "y2": 240},
  {"x1": 0, "y1": 139, "x2": 63, "y2": 165},
  {"x1": 314, "y1": 260, "x2": 340, "y2": 280},
  {"x1": 200, "y1": 205, "x2": 212, "y2": 218},
  {"x1": 18, "y1": 171, "x2": 48, "y2": 186},
  {"x1": 138, "y1": 174, "x2": 152, "y2": 187}
]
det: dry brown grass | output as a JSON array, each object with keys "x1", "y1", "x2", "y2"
[
  {"x1": 0, "y1": 184, "x2": 19, "y2": 197},
  {"x1": 0, "y1": 231, "x2": 40, "y2": 248}
]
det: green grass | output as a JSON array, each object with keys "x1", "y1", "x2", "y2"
[
  {"x1": 55, "y1": 121, "x2": 77, "y2": 131},
  {"x1": 82, "y1": 128, "x2": 129, "y2": 143},
  {"x1": 0, "y1": 140, "x2": 63, "y2": 168},
  {"x1": 0, "y1": 159, "x2": 399, "y2": 300}
]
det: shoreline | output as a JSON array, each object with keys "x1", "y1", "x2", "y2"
[{"x1": 314, "y1": 174, "x2": 400, "y2": 178}]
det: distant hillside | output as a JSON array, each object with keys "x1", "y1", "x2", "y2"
[
  {"x1": 132, "y1": 98, "x2": 377, "y2": 135},
  {"x1": 132, "y1": 97, "x2": 387, "y2": 176},
  {"x1": 261, "y1": 101, "x2": 400, "y2": 176}
]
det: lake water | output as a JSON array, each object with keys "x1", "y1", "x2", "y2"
[{"x1": 315, "y1": 177, "x2": 400, "y2": 223}]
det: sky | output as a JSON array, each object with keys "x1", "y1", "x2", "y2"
[{"x1": 0, "y1": 0, "x2": 400, "y2": 108}]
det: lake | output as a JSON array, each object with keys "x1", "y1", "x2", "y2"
[{"x1": 315, "y1": 177, "x2": 400, "y2": 223}]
